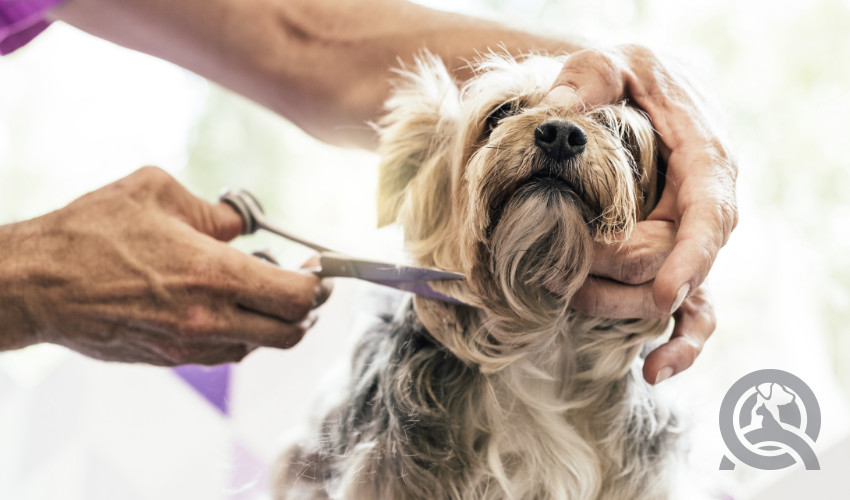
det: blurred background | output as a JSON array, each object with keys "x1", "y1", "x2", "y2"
[{"x1": 1, "y1": 0, "x2": 849, "y2": 498}]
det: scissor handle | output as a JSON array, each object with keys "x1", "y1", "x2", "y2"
[
  {"x1": 219, "y1": 188, "x2": 335, "y2": 253},
  {"x1": 219, "y1": 189, "x2": 265, "y2": 235}
]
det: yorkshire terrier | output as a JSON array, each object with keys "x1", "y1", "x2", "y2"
[{"x1": 273, "y1": 52, "x2": 680, "y2": 500}]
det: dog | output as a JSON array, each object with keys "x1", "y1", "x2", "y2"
[{"x1": 273, "y1": 52, "x2": 681, "y2": 500}]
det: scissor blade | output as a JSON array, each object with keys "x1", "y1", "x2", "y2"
[
  {"x1": 371, "y1": 279, "x2": 466, "y2": 304},
  {"x1": 318, "y1": 253, "x2": 466, "y2": 282}
]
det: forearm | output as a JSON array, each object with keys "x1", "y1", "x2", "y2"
[
  {"x1": 0, "y1": 221, "x2": 44, "y2": 351},
  {"x1": 49, "y1": 0, "x2": 583, "y2": 147}
]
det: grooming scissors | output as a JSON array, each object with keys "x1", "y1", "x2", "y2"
[{"x1": 219, "y1": 189, "x2": 465, "y2": 304}]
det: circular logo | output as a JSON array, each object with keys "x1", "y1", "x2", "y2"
[{"x1": 719, "y1": 369, "x2": 820, "y2": 470}]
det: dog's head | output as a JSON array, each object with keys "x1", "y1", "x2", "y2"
[{"x1": 378, "y1": 54, "x2": 661, "y2": 368}]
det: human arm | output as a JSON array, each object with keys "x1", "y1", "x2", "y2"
[
  {"x1": 0, "y1": 167, "x2": 327, "y2": 365},
  {"x1": 48, "y1": 0, "x2": 584, "y2": 148},
  {"x1": 44, "y1": 1, "x2": 731, "y2": 378}
]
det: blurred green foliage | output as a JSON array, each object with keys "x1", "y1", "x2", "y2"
[{"x1": 181, "y1": 85, "x2": 379, "y2": 264}]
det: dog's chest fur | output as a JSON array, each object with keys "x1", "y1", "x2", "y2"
[{"x1": 275, "y1": 297, "x2": 679, "y2": 500}]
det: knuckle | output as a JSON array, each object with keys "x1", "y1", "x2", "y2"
[
  {"x1": 194, "y1": 344, "x2": 249, "y2": 366},
  {"x1": 685, "y1": 337, "x2": 704, "y2": 362},
  {"x1": 618, "y1": 252, "x2": 659, "y2": 285},
  {"x1": 719, "y1": 197, "x2": 739, "y2": 237},
  {"x1": 643, "y1": 297, "x2": 669, "y2": 319},
  {"x1": 618, "y1": 43, "x2": 655, "y2": 61},
  {"x1": 705, "y1": 312, "x2": 717, "y2": 334},
  {"x1": 585, "y1": 50, "x2": 619, "y2": 86},
  {"x1": 568, "y1": 289, "x2": 592, "y2": 315},
  {"x1": 157, "y1": 343, "x2": 194, "y2": 365},
  {"x1": 650, "y1": 306, "x2": 670, "y2": 320},
  {"x1": 185, "y1": 259, "x2": 230, "y2": 294},
  {"x1": 179, "y1": 305, "x2": 219, "y2": 338},
  {"x1": 286, "y1": 294, "x2": 313, "y2": 321},
  {"x1": 695, "y1": 297, "x2": 718, "y2": 332},
  {"x1": 187, "y1": 258, "x2": 219, "y2": 282},
  {"x1": 565, "y1": 49, "x2": 620, "y2": 85},
  {"x1": 581, "y1": 48, "x2": 615, "y2": 66},
  {"x1": 232, "y1": 344, "x2": 254, "y2": 362},
  {"x1": 135, "y1": 166, "x2": 172, "y2": 186},
  {"x1": 120, "y1": 166, "x2": 176, "y2": 203},
  {"x1": 282, "y1": 325, "x2": 307, "y2": 348},
  {"x1": 712, "y1": 142, "x2": 739, "y2": 177},
  {"x1": 282, "y1": 278, "x2": 317, "y2": 320},
  {"x1": 695, "y1": 197, "x2": 737, "y2": 250}
]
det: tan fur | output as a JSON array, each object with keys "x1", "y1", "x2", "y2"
[{"x1": 274, "y1": 53, "x2": 680, "y2": 500}]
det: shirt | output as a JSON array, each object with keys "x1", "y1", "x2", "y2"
[{"x1": 0, "y1": 0, "x2": 66, "y2": 55}]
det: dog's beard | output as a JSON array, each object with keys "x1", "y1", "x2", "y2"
[
  {"x1": 450, "y1": 111, "x2": 649, "y2": 362},
  {"x1": 489, "y1": 179, "x2": 593, "y2": 308},
  {"x1": 451, "y1": 174, "x2": 595, "y2": 363}
]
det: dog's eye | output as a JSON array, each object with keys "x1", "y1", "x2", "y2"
[
  {"x1": 594, "y1": 114, "x2": 616, "y2": 133},
  {"x1": 485, "y1": 102, "x2": 516, "y2": 134}
]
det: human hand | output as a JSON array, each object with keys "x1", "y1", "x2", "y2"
[
  {"x1": 13, "y1": 167, "x2": 330, "y2": 365},
  {"x1": 546, "y1": 45, "x2": 738, "y2": 384}
]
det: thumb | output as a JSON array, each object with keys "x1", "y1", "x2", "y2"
[
  {"x1": 195, "y1": 201, "x2": 245, "y2": 242},
  {"x1": 138, "y1": 167, "x2": 244, "y2": 242},
  {"x1": 542, "y1": 85, "x2": 584, "y2": 110}
]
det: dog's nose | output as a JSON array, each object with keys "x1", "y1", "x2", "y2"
[{"x1": 534, "y1": 119, "x2": 587, "y2": 160}]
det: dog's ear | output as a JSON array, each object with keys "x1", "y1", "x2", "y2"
[{"x1": 376, "y1": 54, "x2": 460, "y2": 226}]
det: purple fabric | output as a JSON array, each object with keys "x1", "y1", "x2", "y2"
[
  {"x1": 173, "y1": 364, "x2": 233, "y2": 415},
  {"x1": 230, "y1": 441, "x2": 268, "y2": 500},
  {"x1": 0, "y1": 0, "x2": 66, "y2": 55}
]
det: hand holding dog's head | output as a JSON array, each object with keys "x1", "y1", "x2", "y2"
[{"x1": 377, "y1": 53, "x2": 661, "y2": 365}]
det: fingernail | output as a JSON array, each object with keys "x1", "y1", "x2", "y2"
[
  {"x1": 670, "y1": 284, "x2": 690, "y2": 314},
  {"x1": 655, "y1": 366, "x2": 674, "y2": 385},
  {"x1": 312, "y1": 279, "x2": 333, "y2": 308},
  {"x1": 543, "y1": 85, "x2": 581, "y2": 107},
  {"x1": 300, "y1": 312, "x2": 318, "y2": 330}
]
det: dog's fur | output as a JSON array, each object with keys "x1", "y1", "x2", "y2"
[{"x1": 273, "y1": 53, "x2": 680, "y2": 500}]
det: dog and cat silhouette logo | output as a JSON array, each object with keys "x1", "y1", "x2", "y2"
[{"x1": 719, "y1": 369, "x2": 820, "y2": 470}]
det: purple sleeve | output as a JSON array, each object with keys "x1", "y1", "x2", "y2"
[{"x1": 1, "y1": 0, "x2": 67, "y2": 55}]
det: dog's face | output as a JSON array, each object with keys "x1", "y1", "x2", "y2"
[{"x1": 378, "y1": 54, "x2": 661, "y2": 364}]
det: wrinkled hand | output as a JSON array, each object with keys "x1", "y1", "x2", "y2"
[
  {"x1": 546, "y1": 45, "x2": 738, "y2": 384},
  {"x1": 17, "y1": 167, "x2": 329, "y2": 365}
]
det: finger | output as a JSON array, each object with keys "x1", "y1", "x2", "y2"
[
  {"x1": 300, "y1": 255, "x2": 333, "y2": 308},
  {"x1": 300, "y1": 254, "x2": 321, "y2": 270},
  {"x1": 67, "y1": 332, "x2": 171, "y2": 366},
  {"x1": 544, "y1": 49, "x2": 626, "y2": 108},
  {"x1": 570, "y1": 277, "x2": 666, "y2": 319},
  {"x1": 177, "y1": 198, "x2": 244, "y2": 242},
  {"x1": 225, "y1": 248, "x2": 325, "y2": 322},
  {"x1": 118, "y1": 323, "x2": 257, "y2": 365},
  {"x1": 227, "y1": 307, "x2": 317, "y2": 349},
  {"x1": 137, "y1": 299, "x2": 316, "y2": 352},
  {"x1": 206, "y1": 201, "x2": 245, "y2": 242},
  {"x1": 653, "y1": 186, "x2": 736, "y2": 313},
  {"x1": 643, "y1": 287, "x2": 715, "y2": 384},
  {"x1": 178, "y1": 341, "x2": 255, "y2": 366},
  {"x1": 590, "y1": 220, "x2": 676, "y2": 285},
  {"x1": 146, "y1": 339, "x2": 255, "y2": 366},
  {"x1": 129, "y1": 166, "x2": 243, "y2": 241}
]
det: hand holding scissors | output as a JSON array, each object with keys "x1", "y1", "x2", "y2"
[{"x1": 219, "y1": 189, "x2": 466, "y2": 304}]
